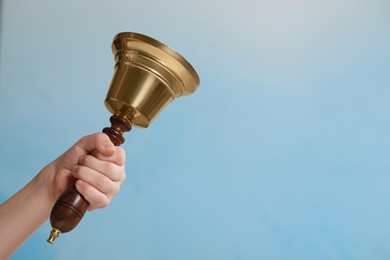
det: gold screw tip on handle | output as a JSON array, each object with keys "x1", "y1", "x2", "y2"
[{"x1": 47, "y1": 228, "x2": 61, "y2": 244}]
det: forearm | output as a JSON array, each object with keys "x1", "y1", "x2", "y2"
[
  {"x1": 0, "y1": 133, "x2": 126, "y2": 258},
  {"x1": 0, "y1": 166, "x2": 54, "y2": 259}
]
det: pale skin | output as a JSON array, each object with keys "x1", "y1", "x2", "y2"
[{"x1": 0, "y1": 133, "x2": 126, "y2": 259}]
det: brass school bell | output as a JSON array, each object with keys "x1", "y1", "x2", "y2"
[{"x1": 47, "y1": 32, "x2": 200, "y2": 243}]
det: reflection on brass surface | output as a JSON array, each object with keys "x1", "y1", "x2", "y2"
[{"x1": 105, "y1": 32, "x2": 200, "y2": 128}]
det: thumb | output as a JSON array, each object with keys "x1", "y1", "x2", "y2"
[{"x1": 76, "y1": 133, "x2": 115, "y2": 156}]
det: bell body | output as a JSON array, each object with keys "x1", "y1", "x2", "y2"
[
  {"x1": 105, "y1": 32, "x2": 200, "y2": 127},
  {"x1": 106, "y1": 63, "x2": 174, "y2": 127}
]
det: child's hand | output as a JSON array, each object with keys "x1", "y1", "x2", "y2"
[{"x1": 48, "y1": 133, "x2": 126, "y2": 210}]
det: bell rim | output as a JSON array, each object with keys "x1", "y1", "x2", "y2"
[{"x1": 112, "y1": 32, "x2": 200, "y2": 95}]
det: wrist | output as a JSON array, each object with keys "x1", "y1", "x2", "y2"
[
  {"x1": 34, "y1": 163, "x2": 58, "y2": 207},
  {"x1": 38, "y1": 158, "x2": 75, "y2": 205}
]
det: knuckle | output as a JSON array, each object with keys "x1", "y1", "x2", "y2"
[
  {"x1": 106, "y1": 162, "x2": 125, "y2": 182},
  {"x1": 77, "y1": 155, "x2": 85, "y2": 165},
  {"x1": 106, "y1": 162, "x2": 116, "y2": 175},
  {"x1": 96, "y1": 196, "x2": 109, "y2": 208},
  {"x1": 72, "y1": 165, "x2": 82, "y2": 178},
  {"x1": 79, "y1": 155, "x2": 92, "y2": 166},
  {"x1": 96, "y1": 132, "x2": 108, "y2": 142},
  {"x1": 95, "y1": 175, "x2": 110, "y2": 190},
  {"x1": 112, "y1": 183, "x2": 121, "y2": 196},
  {"x1": 115, "y1": 147, "x2": 126, "y2": 165}
]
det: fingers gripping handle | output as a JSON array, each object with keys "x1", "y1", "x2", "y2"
[{"x1": 47, "y1": 115, "x2": 132, "y2": 244}]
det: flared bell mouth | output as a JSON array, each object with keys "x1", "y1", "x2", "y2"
[{"x1": 111, "y1": 32, "x2": 200, "y2": 97}]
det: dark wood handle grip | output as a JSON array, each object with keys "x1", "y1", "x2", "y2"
[
  {"x1": 49, "y1": 181, "x2": 88, "y2": 233},
  {"x1": 48, "y1": 115, "x2": 132, "y2": 243}
]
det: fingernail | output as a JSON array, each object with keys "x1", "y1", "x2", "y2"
[
  {"x1": 75, "y1": 180, "x2": 82, "y2": 192},
  {"x1": 78, "y1": 155, "x2": 85, "y2": 164}
]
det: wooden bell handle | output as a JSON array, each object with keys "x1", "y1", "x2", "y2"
[{"x1": 47, "y1": 115, "x2": 132, "y2": 244}]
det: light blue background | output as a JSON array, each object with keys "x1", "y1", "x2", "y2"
[{"x1": 1, "y1": 0, "x2": 389, "y2": 259}]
